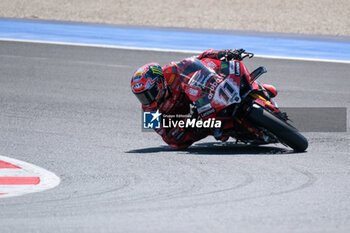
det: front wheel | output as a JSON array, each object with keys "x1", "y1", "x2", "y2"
[{"x1": 247, "y1": 104, "x2": 308, "y2": 152}]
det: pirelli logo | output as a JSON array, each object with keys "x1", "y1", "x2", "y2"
[{"x1": 229, "y1": 61, "x2": 241, "y2": 77}]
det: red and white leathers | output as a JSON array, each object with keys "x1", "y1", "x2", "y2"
[{"x1": 142, "y1": 49, "x2": 276, "y2": 149}]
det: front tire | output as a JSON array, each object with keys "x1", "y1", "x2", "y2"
[{"x1": 247, "y1": 104, "x2": 308, "y2": 152}]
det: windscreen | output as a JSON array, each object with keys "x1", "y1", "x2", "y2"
[{"x1": 177, "y1": 58, "x2": 224, "y2": 108}]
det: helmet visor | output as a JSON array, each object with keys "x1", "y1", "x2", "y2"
[{"x1": 134, "y1": 84, "x2": 159, "y2": 106}]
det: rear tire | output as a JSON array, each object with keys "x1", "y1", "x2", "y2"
[{"x1": 247, "y1": 104, "x2": 308, "y2": 152}]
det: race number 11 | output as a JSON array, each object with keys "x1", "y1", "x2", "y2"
[{"x1": 219, "y1": 81, "x2": 237, "y2": 103}]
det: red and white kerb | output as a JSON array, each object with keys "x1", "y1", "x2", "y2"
[{"x1": 0, "y1": 155, "x2": 60, "y2": 198}]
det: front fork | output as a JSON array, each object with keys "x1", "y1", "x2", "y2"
[
  {"x1": 250, "y1": 92, "x2": 280, "y2": 114},
  {"x1": 230, "y1": 91, "x2": 280, "y2": 143},
  {"x1": 214, "y1": 91, "x2": 273, "y2": 141},
  {"x1": 214, "y1": 66, "x2": 279, "y2": 142}
]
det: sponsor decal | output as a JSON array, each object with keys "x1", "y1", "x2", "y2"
[
  {"x1": 235, "y1": 61, "x2": 241, "y2": 76},
  {"x1": 189, "y1": 70, "x2": 212, "y2": 89},
  {"x1": 151, "y1": 67, "x2": 163, "y2": 76},
  {"x1": 195, "y1": 97, "x2": 211, "y2": 111},
  {"x1": 197, "y1": 103, "x2": 212, "y2": 113},
  {"x1": 206, "y1": 60, "x2": 217, "y2": 70},
  {"x1": 220, "y1": 62, "x2": 230, "y2": 76},
  {"x1": 133, "y1": 82, "x2": 144, "y2": 89},
  {"x1": 229, "y1": 61, "x2": 235, "y2": 74},
  {"x1": 167, "y1": 74, "x2": 176, "y2": 85},
  {"x1": 133, "y1": 74, "x2": 143, "y2": 81},
  {"x1": 200, "y1": 108, "x2": 215, "y2": 118},
  {"x1": 133, "y1": 67, "x2": 146, "y2": 81},
  {"x1": 134, "y1": 71, "x2": 143, "y2": 77},
  {"x1": 187, "y1": 87, "x2": 199, "y2": 96},
  {"x1": 208, "y1": 76, "x2": 224, "y2": 100},
  {"x1": 221, "y1": 63, "x2": 228, "y2": 69},
  {"x1": 197, "y1": 97, "x2": 205, "y2": 106}
]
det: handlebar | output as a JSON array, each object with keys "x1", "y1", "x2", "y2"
[
  {"x1": 235, "y1": 49, "x2": 254, "y2": 61},
  {"x1": 240, "y1": 51, "x2": 254, "y2": 60},
  {"x1": 223, "y1": 49, "x2": 254, "y2": 61}
]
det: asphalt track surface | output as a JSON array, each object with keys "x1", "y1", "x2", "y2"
[{"x1": 0, "y1": 41, "x2": 349, "y2": 233}]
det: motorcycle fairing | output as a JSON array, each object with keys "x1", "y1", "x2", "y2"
[{"x1": 178, "y1": 57, "x2": 242, "y2": 119}]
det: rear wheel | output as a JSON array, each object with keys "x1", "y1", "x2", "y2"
[{"x1": 247, "y1": 104, "x2": 308, "y2": 152}]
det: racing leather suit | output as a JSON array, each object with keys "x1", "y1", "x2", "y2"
[{"x1": 143, "y1": 49, "x2": 235, "y2": 149}]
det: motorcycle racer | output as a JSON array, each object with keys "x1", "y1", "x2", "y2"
[{"x1": 131, "y1": 49, "x2": 277, "y2": 149}]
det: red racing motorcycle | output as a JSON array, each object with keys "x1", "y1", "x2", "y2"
[{"x1": 178, "y1": 51, "x2": 308, "y2": 152}]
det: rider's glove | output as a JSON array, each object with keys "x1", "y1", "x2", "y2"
[{"x1": 226, "y1": 49, "x2": 245, "y2": 61}]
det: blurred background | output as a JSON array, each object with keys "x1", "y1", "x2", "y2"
[{"x1": 0, "y1": 0, "x2": 349, "y2": 36}]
